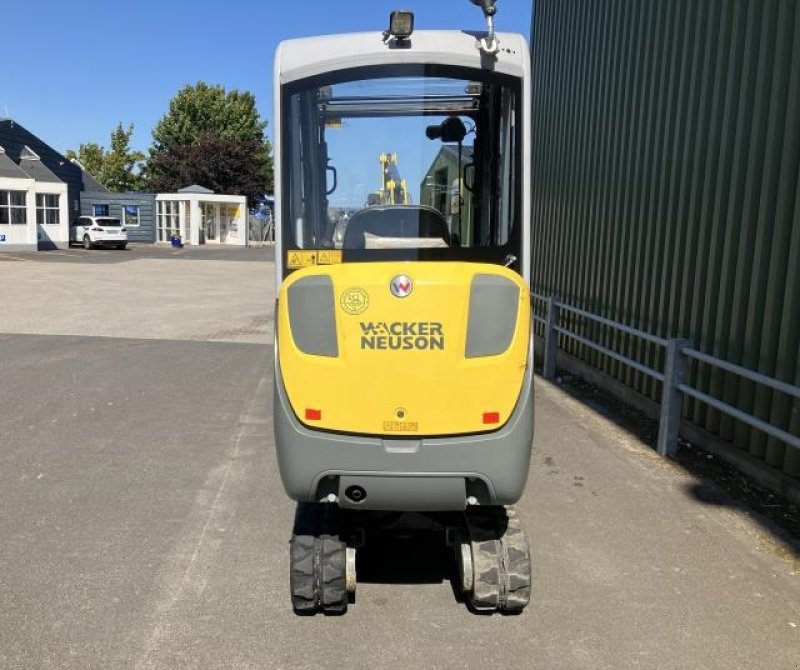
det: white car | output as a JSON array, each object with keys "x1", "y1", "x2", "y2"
[{"x1": 71, "y1": 216, "x2": 128, "y2": 250}]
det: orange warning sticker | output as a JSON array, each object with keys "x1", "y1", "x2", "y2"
[
  {"x1": 287, "y1": 250, "x2": 318, "y2": 269},
  {"x1": 317, "y1": 250, "x2": 342, "y2": 265}
]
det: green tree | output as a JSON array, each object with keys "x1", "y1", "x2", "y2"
[
  {"x1": 64, "y1": 142, "x2": 105, "y2": 180},
  {"x1": 65, "y1": 123, "x2": 145, "y2": 191},
  {"x1": 146, "y1": 82, "x2": 273, "y2": 200},
  {"x1": 104, "y1": 124, "x2": 146, "y2": 191}
]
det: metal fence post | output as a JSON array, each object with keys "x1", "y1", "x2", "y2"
[
  {"x1": 657, "y1": 338, "x2": 689, "y2": 458},
  {"x1": 543, "y1": 296, "x2": 560, "y2": 380}
]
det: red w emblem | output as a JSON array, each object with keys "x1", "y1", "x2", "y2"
[{"x1": 390, "y1": 275, "x2": 413, "y2": 298}]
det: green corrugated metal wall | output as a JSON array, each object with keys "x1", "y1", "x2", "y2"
[{"x1": 530, "y1": 0, "x2": 800, "y2": 478}]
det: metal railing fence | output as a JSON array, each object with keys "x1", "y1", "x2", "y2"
[{"x1": 531, "y1": 293, "x2": 800, "y2": 460}]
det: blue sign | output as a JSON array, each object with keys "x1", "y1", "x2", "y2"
[{"x1": 0, "y1": 234, "x2": 5, "y2": 243}]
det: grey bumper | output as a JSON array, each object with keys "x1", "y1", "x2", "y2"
[{"x1": 273, "y1": 332, "x2": 535, "y2": 512}]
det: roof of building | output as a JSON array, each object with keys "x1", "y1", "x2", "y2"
[
  {"x1": 82, "y1": 171, "x2": 107, "y2": 191},
  {"x1": 19, "y1": 146, "x2": 62, "y2": 183},
  {"x1": 69, "y1": 160, "x2": 107, "y2": 191},
  {"x1": 178, "y1": 184, "x2": 214, "y2": 194},
  {"x1": 0, "y1": 146, "x2": 32, "y2": 180},
  {"x1": 0, "y1": 119, "x2": 98, "y2": 195}
]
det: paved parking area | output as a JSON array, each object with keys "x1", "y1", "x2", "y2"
[
  {"x1": 0, "y1": 244, "x2": 275, "y2": 264},
  {"x1": 0, "y1": 246, "x2": 275, "y2": 344},
  {"x1": 0, "y1": 250, "x2": 798, "y2": 669}
]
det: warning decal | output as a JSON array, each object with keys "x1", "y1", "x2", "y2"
[
  {"x1": 287, "y1": 250, "x2": 317, "y2": 269},
  {"x1": 317, "y1": 250, "x2": 342, "y2": 265},
  {"x1": 287, "y1": 249, "x2": 342, "y2": 269}
]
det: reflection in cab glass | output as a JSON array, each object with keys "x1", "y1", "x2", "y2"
[{"x1": 281, "y1": 67, "x2": 521, "y2": 272}]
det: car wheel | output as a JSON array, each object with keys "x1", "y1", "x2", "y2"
[
  {"x1": 83, "y1": 235, "x2": 93, "y2": 250},
  {"x1": 116, "y1": 243, "x2": 127, "y2": 250}
]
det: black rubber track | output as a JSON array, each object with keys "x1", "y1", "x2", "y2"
[
  {"x1": 289, "y1": 503, "x2": 348, "y2": 614},
  {"x1": 465, "y1": 506, "x2": 531, "y2": 613},
  {"x1": 497, "y1": 507, "x2": 531, "y2": 612}
]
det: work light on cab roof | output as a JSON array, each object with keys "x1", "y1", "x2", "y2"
[{"x1": 386, "y1": 10, "x2": 414, "y2": 42}]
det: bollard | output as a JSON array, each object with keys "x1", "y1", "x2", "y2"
[
  {"x1": 543, "y1": 296, "x2": 560, "y2": 381},
  {"x1": 657, "y1": 339, "x2": 689, "y2": 458}
]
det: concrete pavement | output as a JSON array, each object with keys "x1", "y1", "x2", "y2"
[{"x1": 0, "y1": 250, "x2": 797, "y2": 669}]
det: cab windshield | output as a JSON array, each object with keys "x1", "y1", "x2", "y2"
[{"x1": 281, "y1": 65, "x2": 521, "y2": 272}]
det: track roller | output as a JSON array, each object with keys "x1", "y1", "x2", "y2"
[
  {"x1": 458, "y1": 506, "x2": 531, "y2": 613},
  {"x1": 289, "y1": 503, "x2": 354, "y2": 614}
]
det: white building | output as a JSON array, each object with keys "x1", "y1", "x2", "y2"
[
  {"x1": 155, "y1": 185, "x2": 248, "y2": 246},
  {"x1": 0, "y1": 145, "x2": 69, "y2": 252},
  {"x1": 0, "y1": 121, "x2": 252, "y2": 251}
]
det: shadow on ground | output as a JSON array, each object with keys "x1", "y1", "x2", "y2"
[
  {"x1": 542, "y1": 367, "x2": 800, "y2": 560},
  {"x1": 356, "y1": 531, "x2": 456, "y2": 587}
]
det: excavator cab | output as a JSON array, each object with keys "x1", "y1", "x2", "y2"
[{"x1": 273, "y1": 3, "x2": 533, "y2": 614}]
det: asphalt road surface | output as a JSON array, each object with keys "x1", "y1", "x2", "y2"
[{"x1": 1, "y1": 248, "x2": 798, "y2": 669}]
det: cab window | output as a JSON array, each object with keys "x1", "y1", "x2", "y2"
[{"x1": 281, "y1": 64, "x2": 522, "y2": 274}]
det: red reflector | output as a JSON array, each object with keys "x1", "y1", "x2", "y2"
[
  {"x1": 305, "y1": 409, "x2": 322, "y2": 421},
  {"x1": 483, "y1": 412, "x2": 500, "y2": 425}
]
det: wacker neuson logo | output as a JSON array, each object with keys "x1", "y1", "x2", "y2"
[{"x1": 360, "y1": 321, "x2": 445, "y2": 350}]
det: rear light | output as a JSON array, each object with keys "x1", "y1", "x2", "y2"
[
  {"x1": 305, "y1": 408, "x2": 322, "y2": 421},
  {"x1": 482, "y1": 412, "x2": 500, "y2": 425}
]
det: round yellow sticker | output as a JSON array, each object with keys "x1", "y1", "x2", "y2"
[{"x1": 340, "y1": 287, "x2": 369, "y2": 315}]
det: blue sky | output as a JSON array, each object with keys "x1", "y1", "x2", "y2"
[{"x1": 0, "y1": 0, "x2": 533, "y2": 156}]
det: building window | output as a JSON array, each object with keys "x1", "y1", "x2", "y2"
[
  {"x1": 93, "y1": 204, "x2": 109, "y2": 216},
  {"x1": 122, "y1": 204, "x2": 140, "y2": 227},
  {"x1": 36, "y1": 194, "x2": 60, "y2": 224},
  {"x1": 0, "y1": 190, "x2": 27, "y2": 224},
  {"x1": 156, "y1": 200, "x2": 180, "y2": 242}
]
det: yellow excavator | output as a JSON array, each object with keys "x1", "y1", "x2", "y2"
[
  {"x1": 273, "y1": 0, "x2": 534, "y2": 614},
  {"x1": 368, "y1": 153, "x2": 411, "y2": 206}
]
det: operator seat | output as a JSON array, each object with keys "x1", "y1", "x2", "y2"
[{"x1": 342, "y1": 205, "x2": 451, "y2": 249}]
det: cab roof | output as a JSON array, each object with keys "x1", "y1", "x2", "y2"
[{"x1": 275, "y1": 30, "x2": 529, "y2": 84}]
